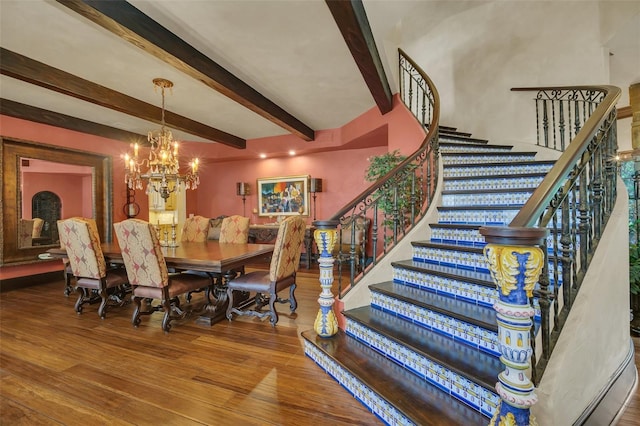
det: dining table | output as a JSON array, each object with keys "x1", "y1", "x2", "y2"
[{"x1": 48, "y1": 240, "x2": 275, "y2": 325}]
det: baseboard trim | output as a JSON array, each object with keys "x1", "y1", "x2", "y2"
[
  {"x1": 0, "y1": 271, "x2": 61, "y2": 292},
  {"x1": 574, "y1": 338, "x2": 638, "y2": 425}
]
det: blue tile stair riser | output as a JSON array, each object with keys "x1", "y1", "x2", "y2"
[
  {"x1": 345, "y1": 317, "x2": 500, "y2": 415},
  {"x1": 370, "y1": 292, "x2": 500, "y2": 357},
  {"x1": 443, "y1": 176, "x2": 545, "y2": 191},
  {"x1": 443, "y1": 162, "x2": 554, "y2": 178}
]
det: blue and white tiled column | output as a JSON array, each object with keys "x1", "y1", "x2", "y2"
[
  {"x1": 312, "y1": 220, "x2": 340, "y2": 338},
  {"x1": 480, "y1": 226, "x2": 547, "y2": 426}
]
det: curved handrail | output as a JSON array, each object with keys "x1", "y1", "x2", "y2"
[
  {"x1": 328, "y1": 48, "x2": 440, "y2": 295},
  {"x1": 510, "y1": 85, "x2": 621, "y2": 228},
  {"x1": 331, "y1": 51, "x2": 440, "y2": 221},
  {"x1": 486, "y1": 84, "x2": 621, "y2": 385}
]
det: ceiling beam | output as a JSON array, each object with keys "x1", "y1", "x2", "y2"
[
  {"x1": 56, "y1": 0, "x2": 316, "y2": 142},
  {"x1": 0, "y1": 48, "x2": 245, "y2": 149},
  {"x1": 325, "y1": 0, "x2": 393, "y2": 114},
  {"x1": 1, "y1": 98, "x2": 147, "y2": 143}
]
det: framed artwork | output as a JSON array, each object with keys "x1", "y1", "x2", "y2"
[{"x1": 257, "y1": 175, "x2": 309, "y2": 217}]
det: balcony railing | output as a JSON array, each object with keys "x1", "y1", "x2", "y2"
[{"x1": 331, "y1": 48, "x2": 440, "y2": 296}]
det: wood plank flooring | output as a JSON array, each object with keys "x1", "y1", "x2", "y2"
[
  {"x1": 1, "y1": 266, "x2": 380, "y2": 425},
  {"x1": 618, "y1": 335, "x2": 640, "y2": 426},
  {"x1": 1, "y1": 266, "x2": 639, "y2": 425}
]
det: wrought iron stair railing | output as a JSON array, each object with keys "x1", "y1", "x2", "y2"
[
  {"x1": 486, "y1": 85, "x2": 621, "y2": 384},
  {"x1": 331, "y1": 48, "x2": 440, "y2": 296}
]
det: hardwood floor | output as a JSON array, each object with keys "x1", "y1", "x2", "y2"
[
  {"x1": 1, "y1": 266, "x2": 639, "y2": 425},
  {"x1": 1, "y1": 266, "x2": 380, "y2": 425},
  {"x1": 617, "y1": 335, "x2": 640, "y2": 426}
]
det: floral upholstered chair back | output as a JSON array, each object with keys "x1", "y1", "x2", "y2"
[
  {"x1": 181, "y1": 215, "x2": 210, "y2": 243},
  {"x1": 219, "y1": 215, "x2": 250, "y2": 244},
  {"x1": 18, "y1": 219, "x2": 34, "y2": 247},
  {"x1": 269, "y1": 216, "x2": 306, "y2": 282},
  {"x1": 114, "y1": 219, "x2": 169, "y2": 288},
  {"x1": 32, "y1": 218, "x2": 45, "y2": 238},
  {"x1": 58, "y1": 217, "x2": 106, "y2": 279}
]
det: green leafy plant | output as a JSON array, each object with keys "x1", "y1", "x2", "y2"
[
  {"x1": 631, "y1": 220, "x2": 640, "y2": 295},
  {"x1": 630, "y1": 244, "x2": 640, "y2": 295},
  {"x1": 365, "y1": 150, "x2": 414, "y2": 215}
]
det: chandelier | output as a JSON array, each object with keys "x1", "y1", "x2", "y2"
[{"x1": 124, "y1": 78, "x2": 199, "y2": 200}]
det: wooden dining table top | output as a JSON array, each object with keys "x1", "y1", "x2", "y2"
[{"x1": 48, "y1": 241, "x2": 275, "y2": 274}]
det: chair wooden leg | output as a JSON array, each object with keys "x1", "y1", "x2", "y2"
[
  {"x1": 225, "y1": 287, "x2": 235, "y2": 320},
  {"x1": 131, "y1": 295, "x2": 142, "y2": 327},
  {"x1": 64, "y1": 272, "x2": 74, "y2": 297},
  {"x1": 74, "y1": 288, "x2": 85, "y2": 314},
  {"x1": 288, "y1": 283, "x2": 297, "y2": 312},
  {"x1": 98, "y1": 289, "x2": 108, "y2": 319},
  {"x1": 268, "y1": 292, "x2": 278, "y2": 326},
  {"x1": 161, "y1": 298, "x2": 173, "y2": 332}
]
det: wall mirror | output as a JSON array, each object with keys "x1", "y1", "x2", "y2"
[{"x1": 1, "y1": 137, "x2": 113, "y2": 266}]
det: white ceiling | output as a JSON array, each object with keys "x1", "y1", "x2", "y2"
[
  {"x1": 0, "y1": 0, "x2": 377, "y2": 145},
  {"x1": 1, "y1": 1, "x2": 638, "y2": 157}
]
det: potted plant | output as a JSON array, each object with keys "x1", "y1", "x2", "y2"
[
  {"x1": 365, "y1": 149, "x2": 416, "y2": 215},
  {"x1": 629, "y1": 217, "x2": 640, "y2": 335},
  {"x1": 630, "y1": 230, "x2": 640, "y2": 335}
]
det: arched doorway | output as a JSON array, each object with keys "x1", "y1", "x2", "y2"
[{"x1": 32, "y1": 191, "x2": 61, "y2": 244}]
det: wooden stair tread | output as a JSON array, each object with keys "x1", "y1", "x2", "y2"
[
  {"x1": 443, "y1": 160, "x2": 555, "y2": 168},
  {"x1": 439, "y1": 135, "x2": 487, "y2": 144},
  {"x1": 429, "y1": 223, "x2": 482, "y2": 230},
  {"x1": 442, "y1": 187, "x2": 535, "y2": 195},
  {"x1": 437, "y1": 205, "x2": 522, "y2": 211},
  {"x1": 344, "y1": 305, "x2": 501, "y2": 388},
  {"x1": 301, "y1": 329, "x2": 490, "y2": 425},
  {"x1": 443, "y1": 172, "x2": 548, "y2": 181},
  {"x1": 411, "y1": 241, "x2": 484, "y2": 253},
  {"x1": 370, "y1": 281, "x2": 498, "y2": 331},
  {"x1": 439, "y1": 142, "x2": 512, "y2": 150},
  {"x1": 442, "y1": 151, "x2": 537, "y2": 157},
  {"x1": 439, "y1": 129, "x2": 474, "y2": 138}
]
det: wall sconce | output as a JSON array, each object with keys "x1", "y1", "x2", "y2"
[
  {"x1": 310, "y1": 178, "x2": 323, "y2": 221},
  {"x1": 123, "y1": 185, "x2": 139, "y2": 218},
  {"x1": 237, "y1": 182, "x2": 249, "y2": 216}
]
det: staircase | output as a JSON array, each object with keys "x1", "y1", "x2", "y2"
[{"x1": 302, "y1": 128, "x2": 556, "y2": 425}]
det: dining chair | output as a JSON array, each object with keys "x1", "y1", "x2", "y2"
[
  {"x1": 181, "y1": 215, "x2": 215, "y2": 302},
  {"x1": 217, "y1": 214, "x2": 251, "y2": 282},
  {"x1": 187, "y1": 214, "x2": 250, "y2": 303},
  {"x1": 56, "y1": 221, "x2": 75, "y2": 297},
  {"x1": 219, "y1": 215, "x2": 250, "y2": 244},
  {"x1": 18, "y1": 218, "x2": 34, "y2": 247},
  {"x1": 57, "y1": 217, "x2": 129, "y2": 318},
  {"x1": 114, "y1": 219, "x2": 212, "y2": 332},
  {"x1": 181, "y1": 215, "x2": 210, "y2": 243},
  {"x1": 226, "y1": 216, "x2": 306, "y2": 326},
  {"x1": 32, "y1": 218, "x2": 44, "y2": 239}
]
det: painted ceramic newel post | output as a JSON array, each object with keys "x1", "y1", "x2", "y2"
[
  {"x1": 312, "y1": 220, "x2": 340, "y2": 337},
  {"x1": 479, "y1": 226, "x2": 548, "y2": 426}
]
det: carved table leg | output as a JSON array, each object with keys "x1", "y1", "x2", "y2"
[{"x1": 195, "y1": 270, "x2": 251, "y2": 326}]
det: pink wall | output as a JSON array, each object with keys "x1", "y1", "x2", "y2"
[
  {"x1": 0, "y1": 94, "x2": 424, "y2": 279},
  {"x1": 22, "y1": 172, "x2": 89, "y2": 219},
  {"x1": 188, "y1": 95, "x2": 425, "y2": 222},
  {"x1": 194, "y1": 146, "x2": 388, "y2": 224}
]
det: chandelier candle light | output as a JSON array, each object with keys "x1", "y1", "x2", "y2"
[{"x1": 124, "y1": 78, "x2": 199, "y2": 200}]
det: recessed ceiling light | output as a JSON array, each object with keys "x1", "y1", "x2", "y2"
[
  {"x1": 289, "y1": 150, "x2": 295, "y2": 156},
  {"x1": 259, "y1": 153, "x2": 267, "y2": 159}
]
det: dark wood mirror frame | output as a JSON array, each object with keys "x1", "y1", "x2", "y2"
[{"x1": 1, "y1": 137, "x2": 113, "y2": 266}]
